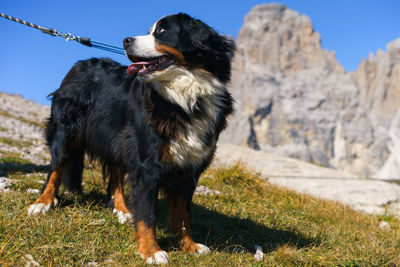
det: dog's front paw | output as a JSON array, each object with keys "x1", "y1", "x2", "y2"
[
  {"x1": 183, "y1": 241, "x2": 211, "y2": 255},
  {"x1": 138, "y1": 250, "x2": 169, "y2": 265},
  {"x1": 28, "y1": 203, "x2": 51, "y2": 215},
  {"x1": 113, "y1": 209, "x2": 133, "y2": 224},
  {"x1": 194, "y1": 243, "x2": 210, "y2": 255},
  {"x1": 27, "y1": 198, "x2": 58, "y2": 215}
]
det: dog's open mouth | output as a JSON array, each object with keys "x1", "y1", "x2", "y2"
[{"x1": 127, "y1": 55, "x2": 175, "y2": 75}]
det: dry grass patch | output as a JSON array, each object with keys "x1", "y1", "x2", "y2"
[{"x1": 0, "y1": 163, "x2": 399, "y2": 266}]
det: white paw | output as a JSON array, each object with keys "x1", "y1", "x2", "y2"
[
  {"x1": 28, "y1": 203, "x2": 51, "y2": 215},
  {"x1": 145, "y1": 251, "x2": 169, "y2": 265},
  {"x1": 254, "y1": 245, "x2": 264, "y2": 262},
  {"x1": 113, "y1": 209, "x2": 133, "y2": 224},
  {"x1": 195, "y1": 243, "x2": 210, "y2": 255},
  {"x1": 28, "y1": 198, "x2": 58, "y2": 216}
]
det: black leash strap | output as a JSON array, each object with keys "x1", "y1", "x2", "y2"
[{"x1": 1, "y1": 12, "x2": 125, "y2": 55}]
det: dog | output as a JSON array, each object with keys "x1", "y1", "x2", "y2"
[{"x1": 28, "y1": 13, "x2": 234, "y2": 264}]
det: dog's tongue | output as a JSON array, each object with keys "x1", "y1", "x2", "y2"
[{"x1": 127, "y1": 62, "x2": 149, "y2": 74}]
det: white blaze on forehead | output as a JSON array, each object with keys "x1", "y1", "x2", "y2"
[
  {"x1": 129, "y1": 16, "x2": 174, "y2": 59},
  {"x1": 148, "y1": 15, "x2": 169, "y2": 34},
  {"x1": 148, "y1": 21, "x2": 157, "y2": 34}
]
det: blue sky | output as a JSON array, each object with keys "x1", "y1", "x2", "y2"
[{"x1": 1, "y1": 1, "x2": 399, "y2": 105}]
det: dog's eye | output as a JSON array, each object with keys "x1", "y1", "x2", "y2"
[{"x1": 157, "y1": 28, "x2": 166, "y2": 34}]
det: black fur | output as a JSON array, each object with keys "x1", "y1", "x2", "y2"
[
  {"x1": 44, "y1": 13, "x2": 234, "y2": 239},
  {"x1": 154, "y1": 13, "x2": 235, "y2": 83}
]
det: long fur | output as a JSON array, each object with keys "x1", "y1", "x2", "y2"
[{"x1": 43, "y1": 13, "x2": 235, "y2": 259}]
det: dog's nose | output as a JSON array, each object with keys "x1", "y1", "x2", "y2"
[{"x1": 123, "y1": 37, "x2": 134, "y2": 49}]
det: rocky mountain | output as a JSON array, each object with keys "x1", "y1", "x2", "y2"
[
  {"x1": 1, "y1": 5, "x2": 399, "y2": 179},
  {"x1": 2, "y1": 91, "x2": 400, "y2": 215},
  {"x1": 0, "y1": 92, "x2": 50, "y2": 167},
  {"x1": 353, "y1": 40, "x2": 400, "y2": 178},
  {"x1": 221, "y1": 4, "x2": 400, "y2": 178}
]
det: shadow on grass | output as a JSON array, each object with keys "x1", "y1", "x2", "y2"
[
  {"x1": 158, "y1": 199, "x2": 317, "y2": 253},
  {"x1": 0, "y1": 160, "x2": 48, "y2": 176},
  {"x1": 57, "y1": 191, "x2": 110, "y2": 209},
  {"x1": 55, "y1": 192, "x2": 317, "y2": 255}
]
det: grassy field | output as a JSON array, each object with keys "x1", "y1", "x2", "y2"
[{"x1": 0, "y1": 158, "x2": 399, "y2": 266}]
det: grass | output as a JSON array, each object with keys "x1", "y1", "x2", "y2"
[
  {"x1": 0, "y1": 163, "x2": 399, "y2": 266},
  {"x1": 0, "y1": 110, "x2": 45, "y2": 129},
  {"x1": 0, "y1": 137, "x2": 34, "y2": 150},
  {"x1": 0, "y1": 154, "x2": 48, "y2": 176}
]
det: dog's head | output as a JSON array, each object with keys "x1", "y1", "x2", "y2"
[{"x1": 123, "y1": 13, "x2": 235, "y2": 84}]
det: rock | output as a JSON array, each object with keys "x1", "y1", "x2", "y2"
[
  {"x1": 0, "y1": 177, "x2": 16, "y2": 192},
  {"x1": 378, "y1": 221, "x2": 391, "y2": 230},
  {"x1": 221, "y1": 3, "x2": 400, "y2": 178},
  {"x1": 24, "y1": 254, "x2": 40, "y2": 267},
  {"x1": 353, "y1": 39, "x2": 400, "y2": 124},
  {"x1": 374, "y1": 109, "x2": 400, "y2": 179},
  {"x1": 27, "y1": 188, "x2": 40, "y2": 194},
  {"x1": 214, "y1": 143, "x2": 400, "y2": 216},
  {"x1": 0, "y1": 92, "x2": 49, "y2": 122},
  {"x1": 194, "y1": 185, "x2": 221, "y2": 195},
  {"x1": 0, "y1": 92, "x2": 50, "y2": 165}
]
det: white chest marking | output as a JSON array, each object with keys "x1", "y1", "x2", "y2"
[{"x1": 152, "y1": 68, "x2": 226, "y2": 166}]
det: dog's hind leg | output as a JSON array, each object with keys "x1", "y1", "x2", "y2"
[
  {"x1": 61, "y1": 148, "x2": 84, "y2": 194},
  {"x1": 107, "y1": 168, "x2": 132, "y2": 224},
  {"x1": 28, "y1": 121, "x2": 78, "y2": 215}
]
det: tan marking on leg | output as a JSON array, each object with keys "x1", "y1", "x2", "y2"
[
  {"x1": 109, "y1": 170, "x2": 130, "y2": 214},
  {"x1": 135, "y1": 221, "x2": 162, "y2": 258},
  {"x1": 168, "y1": 195, "x2": 200, "y2": 253},
  {"x1": 33, "y1": 166, "x2": 63, "y2": 206},
  {"x1": 28, "y1": 166, "x2": 63, "y2": 215},
  {"x1": 113, "y1": 189, "x2": 130, "y2": 214},
  {"x1": 109, "y1": 169, "x2": 132, "y2": 224}
]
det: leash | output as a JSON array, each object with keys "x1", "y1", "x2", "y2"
[{"x1": 0, "y1": 12, "x2": 125, "y2": 55}]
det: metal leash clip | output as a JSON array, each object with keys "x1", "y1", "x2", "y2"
[{"x1": 58, "y1": 32, "x2": 79, "y2": 42}]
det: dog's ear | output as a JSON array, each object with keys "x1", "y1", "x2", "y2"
[
  {"x1": 177, "y1": 13, "x2": 213, "y2": 51},
  {"x1": 177, "y1": 13, "x2": 235, "y2": 60},
  {"x1": 220, "y1": 35, "x2": 236, "y2": 60}
]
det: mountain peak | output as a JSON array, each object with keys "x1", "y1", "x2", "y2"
[
  {"x1": 222, "y1": 4, "x2": 400, "y2": 178},
  {"x1": 235, "y1": 3, "x2": 344, "y2": 76}
]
